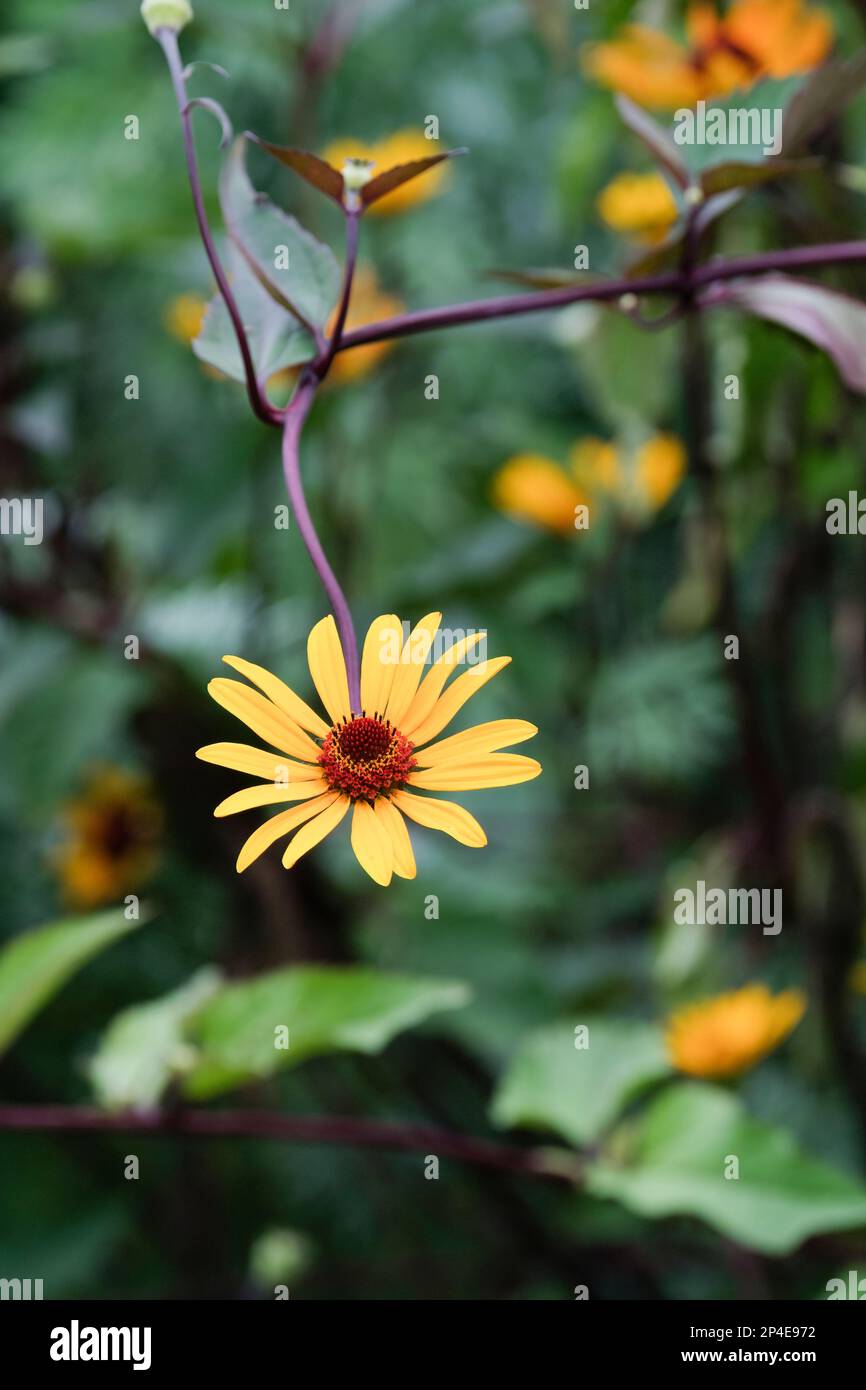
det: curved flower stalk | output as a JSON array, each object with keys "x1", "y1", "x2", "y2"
[{"x1": 197, "y1": 613, "x2": 540, "y2": 885}]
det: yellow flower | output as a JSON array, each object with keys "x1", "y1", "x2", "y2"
[
  {"x1": 326, "y1": 265, "x2": 405, "y2": 385},
  {"x1": 493, "y1": 437, "x2": 685, "y2": 534},
  {"x1": 569, "y1": 437, "x2": 621, "y2": 494},
  {"x1": 583, "y1": 0, "x2": 832, "y2": 110},
  {"x1": 596, "y1": 171, "x2": 679, "y2": 245},
  {"x1": 196, "y1": 614, "x2": 541, "y2": 886},
  {"x1": 321, "y1": 130, "x2": 446, "y2": 215},
  {"x1": 492, "y1": 454, "x2": 588, "y2": 535},
  {"x1": 164, "y1": 293, "x2": 208, "y2": 345},
  {"x1": 665, "y1": 983, "x2": 806, "y2": 1079},
  {"x1": 634, "y1": 435, "x2": 687, "y2": 509},
  {"x1": 53, "y1": 768, "x2": 161, "y2": 909},
  {"x1": 570, "y1": 434, "x2": 686, "y2": 515}
]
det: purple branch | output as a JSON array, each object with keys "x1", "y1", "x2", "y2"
[
  {"x1": 282, "y1": 376, "x2": 361, "y2": 712},
  {"x1": 157, "y1": 27, "x2": 281, "y2": 428},
  {"x1": 335, "y1": 239, "x2": 866, "y2": 354},
  {"x1": 0, "y1": 1104, "x2": 576, "y2": 1182}
]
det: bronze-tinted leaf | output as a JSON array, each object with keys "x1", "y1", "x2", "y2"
[
  {"x1": 361, "y1": 148, "x2": 467, "y2": 207},
  {"x1": 615, "y1": 94, "x2": 689, "y2": 191},
  {"x1": 783, "y1": 52, "x2": 866, "y2": 155},
  {"x1": 700, "y1": 157, "x2": 820, "y2": 196},
  {"x1": 700, "y1": 275, "x2": 866, "y2": 394},
  {"x1": 247, "y1": 133, "x2": 345, "y2": 205}
]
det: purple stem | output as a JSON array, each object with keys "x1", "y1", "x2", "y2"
[
  {"x1": 157, "y1": 27, "x2": 281, "y2": 429},
  {"x1": 314, "y1": 210, "x2": 360, "y2": 379},
  {"x1": 0, "y1": 1104, "x2": 576, "y2": 1182},
  {"x1": 282, "y1": 376, "x2": 361, "y2": 711}
]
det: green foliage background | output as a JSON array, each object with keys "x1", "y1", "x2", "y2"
[{"x1": 2, "y1": 0, "x2": 866, "y2": 1300}]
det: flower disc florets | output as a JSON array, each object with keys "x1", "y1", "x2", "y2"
[{"x1": 319, "y1": 715, "x2": 416, "y2": 802}]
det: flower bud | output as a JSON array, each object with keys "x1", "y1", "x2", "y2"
[
  {"x1": 140, "y1": 0, "x2": 193, "y2": 36},
  {"x1": 341, "y1": 158, "x2": 375, "y2": 193}
]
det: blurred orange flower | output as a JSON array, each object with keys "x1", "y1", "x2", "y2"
[
  {"x1": 492, "y1": 454, "x2": 589, "y2": 535},
  {"x1": 53, "y1": 768, "x2": 161, "y2": 909},
  {"x1": 493, "y1": 434, "x2": 685, "y2": 534},
  {"x1": 596, "y1": 171, "x2": 679, "y2": 244},
  {"x1": 665, "y1": 983, "x2": 806, "y2": 1078},
  {"x1": 584, "y1": 0, "x2": 832, "y2": 110},
  {"x1": 321, "y1": 130, "x2": 446, "y2": 215}
]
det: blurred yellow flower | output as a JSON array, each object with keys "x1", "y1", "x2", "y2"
[
  {"x1": 634, "y1": 434, "x2": 687, "y2": 509},
  {"x1": 492, "y1": 454, "x2": 589, "y2": 535},
  {"x1": 326, "y1": 264, "x2": 405, "y2": 385},
  {"x1": 596, "y1": 171, "x2": 679, "y2": 244},
  {"x1": 53, "y1": 768, "x2": 161, "y2": 910},
  {"x1": 584, "y1": 0, "x2": 832, "y2": 110},
  {"x1": 164, "y1": 292, "x2": 208, "y2": 345},
  {"x1": 494, "y1": 435, "x2": 686, "y2": 534},
  {"x1": 321, "y1": 130, "x2": 446, "y2": 215},
  {"x1": 665, "y1": 983, "x2": 806, "y2": 1078}
]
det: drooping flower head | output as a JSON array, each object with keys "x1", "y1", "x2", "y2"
[
  {"x1": 665, "y1": 983, "x2": 806, "y2": 1078},
  {"x1": 197, "y1": 614, "x2": 541, "y2": 886}
]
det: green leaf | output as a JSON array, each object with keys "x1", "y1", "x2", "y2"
[
  {"x1": 587, "y1": 1083, "x2": 866, "y2": 1255},
  {"x1": 0, "y1": 908, "x2": 145, "y2": 1059},
  {"x1": 701, "y1": 275, "x2": 866, "y2": 395},
  {"x1": 87, "y1": 967, "x2": 222, "y2": 1111},
  {"x1": 220, "y1": 136, "x2": 340, "y2": 334},
  {"x1": 491, "y1": 1019, "x2": 671, "y2": 1147},
  {"x1": 182, "y1": 967, "x2": 471, "y2": 1099},
  {"x1": 192, "y1": 249, "x2": 316, "y2": 383}
]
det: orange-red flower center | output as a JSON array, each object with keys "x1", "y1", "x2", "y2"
[{"x1": 319, "y1": 716, "x2": 416, "y2": 802}]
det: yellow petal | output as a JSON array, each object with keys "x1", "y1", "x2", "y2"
[
  {"x1": 400, "y1": 631, "x2": 487, "y2": 734},
  {"x1": 414, "y1": 718, "x2": 537, "y2": 767},
  {"x1": 207, "y1": 680, "x2": 322, "y2": 762},
  {"x1": 384, "y1": 612, "x2": 441, "y2": 727},
  {"x1": 221, "y1": 655, "x2": 330, "y2": 738},
  {"x1": 391, "y1": 789, "x2": 487, "y2": 847},
  {"x1": 236, "y1": 792, "x2": 339, "y2": 872},
  {"x1": 196, "y1": 742, "x2": 317, "y2": 781},
  {"x1": 307, "y1": 616, "x2": 351, "y2": 724},
  {"x1": 282, "y1": 794, "x2": 351, "y2": 869},
  {"x1": 376, "y1": 798, "x2": 416, "y2": 879},
  {"x1": 360, "y1": 613, "x2": 403, "y2": 717},
  {"x1": 350, "y1": 800, "x2": 393, "y2": 886},
  {"x1": 215, "y1": 779, "x2": 329, "y2": 817},
  {"x1": 408, "y1": 753, "x2": 541, "y2": 791},
  {"x1": 407, "y1": 657, "x2": 512, "y2": 747}
]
